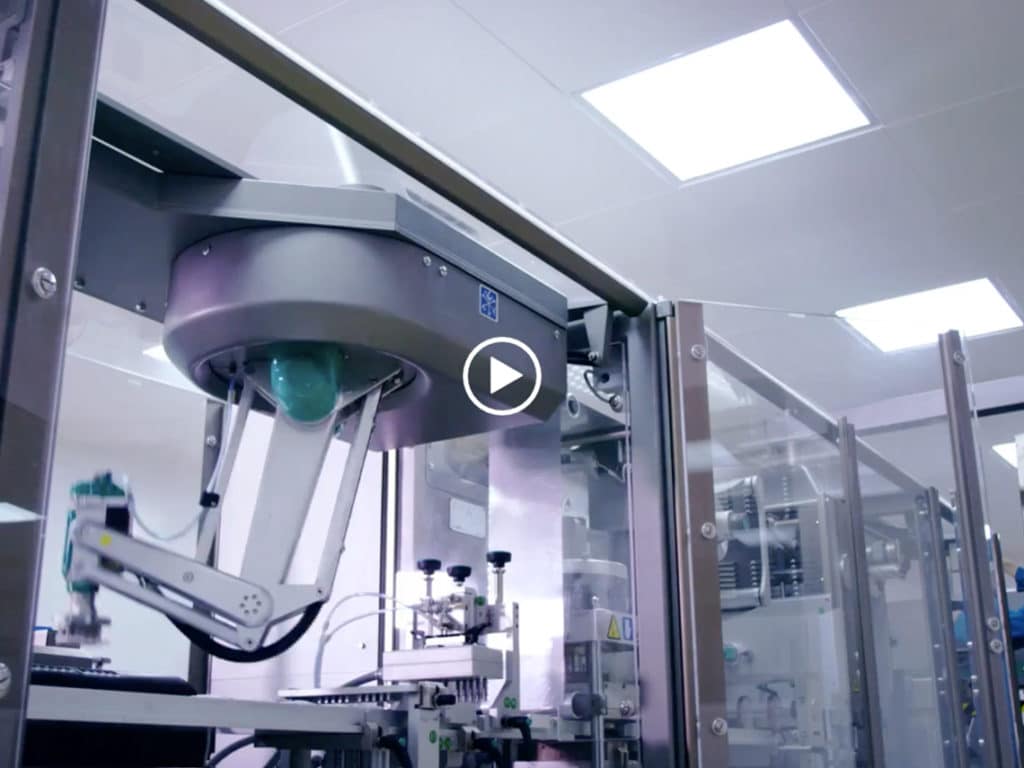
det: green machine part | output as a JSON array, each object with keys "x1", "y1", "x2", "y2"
[
  {"x1": 62, "y1": 472, "x2": 127, "y2": 594},
  {"x1": 269, "y1": 342, "x2": 348, "y2": 423}
]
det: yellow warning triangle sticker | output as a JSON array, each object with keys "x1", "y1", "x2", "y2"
[{"x1": 607, "y1": 615, "x2": 622, "y2": 640}]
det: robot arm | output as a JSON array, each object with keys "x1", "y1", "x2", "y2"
[{"x1": 65, "y1": 373, "x2": 390, "y2": 661}]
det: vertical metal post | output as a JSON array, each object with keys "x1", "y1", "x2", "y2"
[
  {"x1": 664, "y1": 301, "x2": 728, "y2": 767},
  {"x1": 0, "y1": 2, "x2": 106, "y2": 765},
  {"x1": 187, "y1": 399, "x2": 224, "y2": 695},
  {"x1": 990, "y1": 534, "x2": 1024, "y2": 763},
  {"x1": 919, "y1": 488, "x2": 970, "y2": 768},
  {"x1": 940, "y1": 330, "x2": 1020, "y2": 766},
  {"x1": 625, "y1": 307, "x2": 685, "y2": 767},
  {"x1": 836, "y1": 419, "x2": 886, "y2": 767}
]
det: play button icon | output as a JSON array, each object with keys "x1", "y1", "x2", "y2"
[
  {"x1": 463, "y1": 336, "x2": 543, "y2": 416},
  {"x1": 489, "y1": 356, "x2": 523, "y2": 395}
]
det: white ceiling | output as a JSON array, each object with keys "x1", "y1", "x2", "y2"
[{"x1": 93, "y1": 2, "x2": 1024, "y2": 546}]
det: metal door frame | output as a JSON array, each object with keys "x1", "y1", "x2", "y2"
[
  {"x1": 940, "y1": 330, "x2": 1023, "y2": 767},
  {"x1": 0, "y1": 1, "x2": 107, "y2": 765},
  {"x1": 661, "y1": 301, "x2": 729, "y2": 766}
]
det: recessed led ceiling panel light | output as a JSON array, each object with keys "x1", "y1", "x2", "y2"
[
  {"x1": 837, "y1": 278, "x2": 1022, "y2": 352},
  {"x1": 583, "y1": 20, "x2": 869, "y2": 181}
]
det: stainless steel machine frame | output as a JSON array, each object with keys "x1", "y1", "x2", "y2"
[{"x1": 0, "y1": 2, "x2": 1018, "y2": 767}]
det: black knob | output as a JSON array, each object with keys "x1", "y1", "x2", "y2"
[
  {"x1": 570, "y1": 692, "x2": 605, "y2": 719},
  {"x1": 417, "y1": 558, "x2": 442, "y2": 575},
  {"x1": 447, "y1": 565, "x2": 472, "y2": 585},
  {"x1": 486, "y1": 550, "x2": 511, "y2": 568},
  {"x1": 434, "y1": 692, "x2": 457, "y2": 707}
]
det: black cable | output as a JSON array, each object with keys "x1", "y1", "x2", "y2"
[
  {"x1": 377, "y1": 735, "x2": 412, "y2": 768},
  {"x1": 206, "y1": 735, "x2": 257, "y2": 768},
  {"x1": 140, "y1": 576, "x2": 322, "y2": 662},
  {"x1": 169, "y1": 601, "x2": 322, "y2": 663}
]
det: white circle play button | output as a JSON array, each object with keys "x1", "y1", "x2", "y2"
[{"x1": 463, "y1": 336, "x2": 542, "y2": 416}]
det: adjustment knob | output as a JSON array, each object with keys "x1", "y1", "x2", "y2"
[
  {"x1": 447, "y1": 565, "x2": 472, "y2": 585},
  {"x1": 486, "y1": 551, "x2": 512, "y2": 568},
  {"x1": 434, "y1": 692, "x2": 457, "y2": 707},
  {"x1": 417, "y1": 558, "x2": 442, "y2": 575}
]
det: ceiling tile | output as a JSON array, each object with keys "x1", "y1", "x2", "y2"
[
  {"x1": 134, "y1": 61, "x2": 358, "y2": 183},
  {"x1": 440, "y1": 90, "x2": 674, "y2": 224},
  {"x1": 887, "y1": 88, "x2": 1024, "y2": 212},
  {"x1": 277, "y1": 0, "x2": 553, "y2": 148},
  {"x1": 803, "y1": 0, "x2": 1024, "y2": 122},
  {"x1": 451, "y1": 0, "x2": 790, "y2": 92},
  {"x1": 99, "y1": 0, "x2": 225, "y2": 105},
  {"x1": 561, "y1": 128, "x2": 960, "y2": 312},
  {"x1": 225, "y1": 0, "x2": 349, "y2": 34}
]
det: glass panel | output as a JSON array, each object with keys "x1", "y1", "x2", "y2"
[
  {"x1": 854, "y1": 461, "x2": 961, "y2": 767},
  {"x1": 395, "y1": 340, "x2": 641, "y2": 766},
  {"x1": 689, "y1": 302, "x2": 964, "y2": 768}
]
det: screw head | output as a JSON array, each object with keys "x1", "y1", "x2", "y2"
[
  {"x1": 711, "y1": 717, "x2": 728, "y2": 736},
  {"x1": 587, "y1": 351, "x2": 599, "y2": 363},
  {"x1": 73, "y1": 276, "x2": 86, "y2": 289},
  {"x1": 201, "y1": 244, "x2": 211, "y2": 256},
  {"x1": 182, "y1": 571, "x2": 195, "y2": 583},
  {"x1": 952, "y1": 350, "x2": 966, "y2": 365},
  {"x1": 30, "y1": 267, "x2": 57, "y2": 299},
  {"x1": 438, "y1": 265, "x2": 448, "y2": 277},
  {"x1": 989, "y1": 638, "x2": 1004, "y2": 654},
  {"x1": 422, "y1": 255, "x2": 432, "y2": 267},
  {"x1": 554, "y1": 329, "x2": 561, "y2": 339},
  {"x1": 700, "y1": 521, "x2": 717, "y2": 540},
  {"x1": 134, "y1": 301, "x2": 147, "y2": 313},
  {"x1": 609, "y1": 394, "x2": 624, "y2": 412},
  {"x1": 690, "y1": 344, "x2": 707, "y2": 361},
  {"x1": 205, "y1": 434, "x2": 218, "y2": 448},
  {"x1": 987, "y1": 616, "x2": 1002, "y2": 632}
]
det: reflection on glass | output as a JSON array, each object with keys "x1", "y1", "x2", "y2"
[{"x1": 707, "y1": 357, "x2": 859, "y2": 767}]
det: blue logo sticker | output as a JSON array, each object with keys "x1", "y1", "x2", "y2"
[
  {"x1": 480, "y1": 284, "x2": 498, "y2": 322},
  {"x1": 622, "y1": 616, "x2": 634, "y2": 642}
]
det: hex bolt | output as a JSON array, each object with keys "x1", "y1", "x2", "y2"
[
  {"x1": 690, "y1": 344, "x2": 707, "y2": 361},
  {"x1": 989, "y1": 638, "x2": 1004, "y2": 654},
  {"x1": 986, "y1": 616, "x2": 1001, "y2": 632},
  {"x1": 438, "y1": 265, "x2": 448, "y2": 277},
  {"x1": 711, "y1": 717, "x2": 728, "y2": 736},
  {"x1": 422, "y1": 255, "x2": 432, "y2": 267},
  {"x1": 30, "y1": 267, "x2": 57, "y2": 299},
  {"x1": 205, "y1": 435, "x2": 218, "y2": 448},
  {"x1": 700, "y1": 522, "x2": 717, "y2": 540}
]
